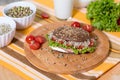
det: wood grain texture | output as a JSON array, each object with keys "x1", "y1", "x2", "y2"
[
  {"x1": 0, "y1": 65, "x2": 24, "y2": 80},
  {"x1": 98, "y1": 63, "x2": 120, "y2": 80},
  {"x1": 24, "y1": 21, "x2": 110, "y2": 74}
]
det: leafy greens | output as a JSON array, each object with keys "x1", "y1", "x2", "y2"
[{"x1": 87, "y1": 0, "x2": 120, "y2": 32}]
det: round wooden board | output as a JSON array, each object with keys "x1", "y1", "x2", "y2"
[{"x1": 24, "y1": 21, "x2": 110, "y2": 74}]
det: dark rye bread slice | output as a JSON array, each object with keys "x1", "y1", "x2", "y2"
[{"x1": 53, "y1": 26, "x2": 90, "y2": 42}]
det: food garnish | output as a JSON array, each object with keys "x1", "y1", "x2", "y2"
[
  {"x1": 29, "y1": 41, "x2": 41, "y2": 50},
  {"x1": 71, "y1": 22, "x2": 93, "y2": 33},
  {"x1": 87, "y1": 0, "x2": 120, "y2": 32},
  {"x1": 82, "y1": 25, "x2": 93, "y2": 33},
  {"x1": 26, "y1": 35, "x2": 45, "y2": 50},
  {"x1": 71, "y1": 21, "x2": 81, "y2": 28},
  {"x1": 35, "y1": 35, "x2": 45, "y2": 44},
  {"x1": 26, "y1": 35, "x2": 35, "y2": 44},
  {"x1": 41, "y1": 12, "x2": 49, "y2": 19}
]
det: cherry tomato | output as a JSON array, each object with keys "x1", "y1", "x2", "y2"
[
  {"x1": 26, "y1": 35, "x2": 35, "y2": 44},
  {"x1": 29, "y1": 41, "x2": 41, "y2": 50},
  {"x1": 89, "y1": 39, "x2": 94, "y2": 46},
  {"x1": 41, "y1": 12, "x2": 49, "y2": 19},
  {"x1": 35, "y1": 36, "x2": 45, "y2": 44},
  {"x1": 82, "y1": 25, "x2": 93, "y2": 33},
  {"x1": 71, "y1": 22, "x2": 81, "y2": 28}
]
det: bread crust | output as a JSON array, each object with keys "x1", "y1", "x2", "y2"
[{"x1": 53, "y1": 26, "x2": 90, "y2": 42}]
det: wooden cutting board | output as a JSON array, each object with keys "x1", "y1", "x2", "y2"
[{"x1": 24, "y1": 21, "x2": 110, "y2": 74}]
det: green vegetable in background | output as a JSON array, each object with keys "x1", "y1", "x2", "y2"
[{"x1": 87, "y1": 0, "x2": 120, "y2": 32}]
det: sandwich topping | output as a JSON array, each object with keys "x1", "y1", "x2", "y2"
[
  {"x1": 49, "y1": 26, "x2": 91, "y2": 48},
  {"x1": 47, "y1": 22, "x2": 98, "y2": 54}
]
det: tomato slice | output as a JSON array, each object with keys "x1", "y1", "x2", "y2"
[
  {"x1": 82, "y1": 25, "x2": 93, "y2": 33},
  {"x1": 51, "y1": 36, "x2": 56, "y2": 41},
  {"x1": 58, "y1": 40, "x2": 64, "y2": 44},
  {"x1": 29, "y1": 41, "x2": 41, "y2": 50},
  {"x1": 66, "y1": 43, "x2": 72, "y2": 47},
  {"x1": 78, "y1": 45, "x2": 84, "y2": 49},
  {"x1": 89, "y1": 39, "x2": 94, "y2": 46},
  {"x1": 71, "y1": 22, "x2": 81, "y2": 28},
  {"x1": 26, "y1": 35, "x2": 35, "y2": 44}
]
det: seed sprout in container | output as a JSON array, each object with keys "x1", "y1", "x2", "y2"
[
  {"x1": 0, "y1": 17, "x2": 16, "y2": 48},
  {"x1": 2, "y1": 1, "x2": 36, "y2": 29}
]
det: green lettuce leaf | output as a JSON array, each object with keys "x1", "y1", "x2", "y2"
[{"x1": 87, "y1": 0, "x2": 120, "y2": 32}]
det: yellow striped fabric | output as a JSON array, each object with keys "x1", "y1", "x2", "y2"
[
  {"x1": 0, "y1": 0, "x2": 119, "y2": 80},
  {"x1": 0, "y1": 60, "x2": 34, "y2": 80}
]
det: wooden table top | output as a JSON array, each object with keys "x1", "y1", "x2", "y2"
[{"x1": 0, "y1": 0, "x2": 120, "y2": 80}]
